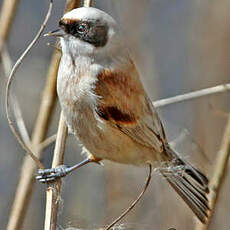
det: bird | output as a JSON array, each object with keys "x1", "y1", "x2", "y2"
[{"x1": 37, "y1": 7, "x2": 209, "y2": 223}]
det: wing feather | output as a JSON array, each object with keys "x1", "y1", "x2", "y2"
[{"x1": 94, "y1": 61, "x2": 166, "y2": 153}]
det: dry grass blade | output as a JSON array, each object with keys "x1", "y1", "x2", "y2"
[
  {"x1": 194, "y1": 115, "x2": 230, "y2": 230},
  {"x1": 154, "y1": 84, "x2": 230, "y2": 108},
  {"x1": 105, "y1": 164, "x2": 152, "y2": 230},
  {"x1": 5, "y1": 0, "x2": 54, "y2": 169}
]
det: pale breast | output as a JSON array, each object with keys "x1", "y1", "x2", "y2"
[
  {"x1": 57, "y1": 55, "x2": 109, "y2": 155},
  {"x1": 57, "y1": 55, "x2": 97, "y2": 131}
]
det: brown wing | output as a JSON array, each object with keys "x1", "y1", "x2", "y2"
[{"x1": 94, "y1": 60, "x2": 166, "y2": 153}]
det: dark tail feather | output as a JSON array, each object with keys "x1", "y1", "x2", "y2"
[{"x1": 160, "y1": 148, "x2": 210, "y2": 223}]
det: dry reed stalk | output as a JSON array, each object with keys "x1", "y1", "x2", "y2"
[
  {"x1": 0, "y1": 0, "x2": 20, "y2": 52},
  {"x1": 194, "y1": 114, "x2": 230, "y2": 230},
  {"x1": 44, "y1": 112, "x2": 68, "y2": 230}
]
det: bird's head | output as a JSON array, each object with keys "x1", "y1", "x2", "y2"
[{"x1": 46, "y1": 7, "x2": 121, "y2": 57}]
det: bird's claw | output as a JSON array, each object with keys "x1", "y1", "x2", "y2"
[{"x1": 36, "y1": 165, "x2": 69, "y2": 183}]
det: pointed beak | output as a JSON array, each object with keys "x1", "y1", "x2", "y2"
[{"x1": 44, "y1": 29, "x2": 66, "y2": 37}]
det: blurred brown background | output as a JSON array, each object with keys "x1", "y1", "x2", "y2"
[{"x1": 0, "y1": 0, "x2": 229, "y2": 229}]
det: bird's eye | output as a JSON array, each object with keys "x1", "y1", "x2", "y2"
[{"x1": 77, "y1": 23, "x2": 88, "y2": 34}]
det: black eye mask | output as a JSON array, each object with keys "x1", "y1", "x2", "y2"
[{"x1": 59, "y1": 20, "x2": 108, "y2": 47}]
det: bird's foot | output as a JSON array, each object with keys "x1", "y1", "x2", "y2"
[
  {"x1": 36, "y1": 165, "x2": 70, "y2": 183},
  {"x1": 36, "y1": 157, "x2": 102, "y2": 184}
]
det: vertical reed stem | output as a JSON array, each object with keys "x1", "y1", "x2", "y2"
[
  {"x1": 195, "y1": 115, "x2": 230, "y2": 230},
  {"x1": 44, "y1": 112, "x2": 68, "y2": 230},
  {"x1": 0, "y1": 0, "x2": 20, "y2": 52}
]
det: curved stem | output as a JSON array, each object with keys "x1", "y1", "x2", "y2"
[
  {"x1": 105, "y1": 164, "x2": 152, "y2": 230},
  {"x1": 5, "y1": 0, "x2": 54, "y2": 169}
]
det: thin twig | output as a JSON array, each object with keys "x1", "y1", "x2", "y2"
[
  {"x1": 194, "y1": 115, "x2": 230, "y2": 230},
  {"x1": 1, "y1": 45, "x2": 30, "y2": 145},
  {"x1": 44, "y1": 112, "x2": 68, "y2": 230},
  {"x1": 38, "y1": 134, "x2": 57, "y2": 152},
  {"x1": 0, "y1": 0, "x2": 20, "y2": 52},
  {"x1": 5, "y1": 0, "x2": 54, "y2": 169},
  {"x1": 153, "y1": 83, "x2": 230, "y2": 108},
  {"x1": 105, "y1": 164, "x2": 152, "y2": 230}
]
